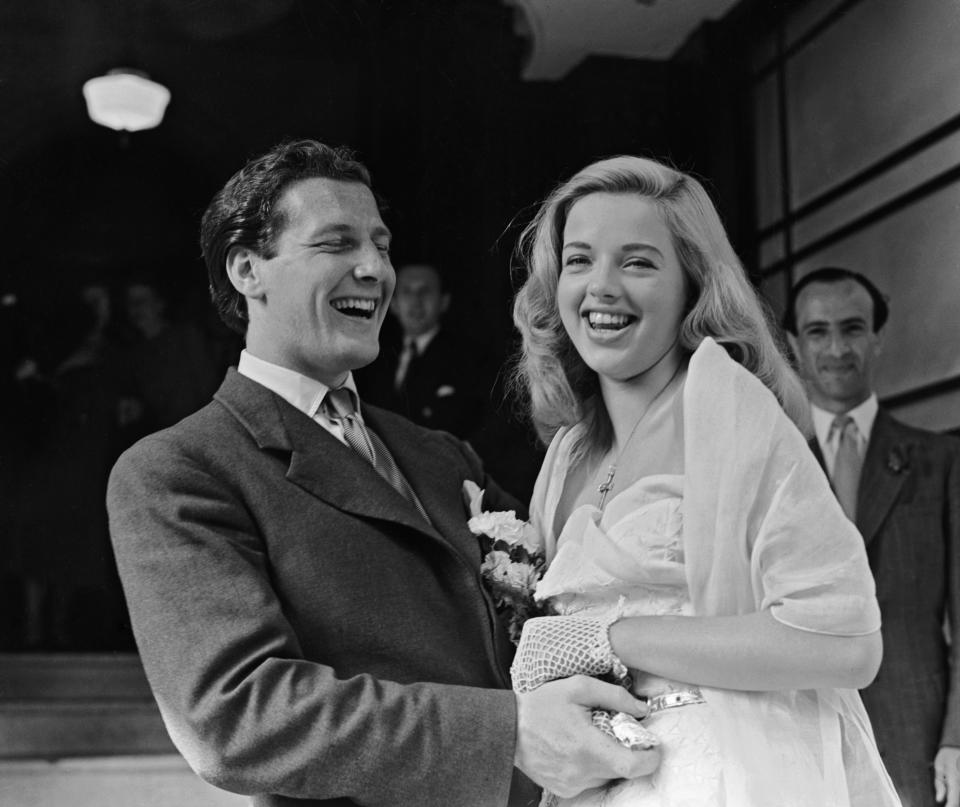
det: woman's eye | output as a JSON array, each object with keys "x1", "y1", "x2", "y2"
[
  {"x1": 375, "y1": 242, "x2": 391, "y2": 254},
  {"x1": 624, "y1": 257, "x2": 655, "y2": 270},
  {"x1": 562, "y1": 255, "x2": 589, "y2": 268}
]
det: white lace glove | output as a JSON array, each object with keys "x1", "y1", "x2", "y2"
[
  {"x1": 512, "y1": 614, "x2": 658, "y2": 753},
  {"x1": 511, "y1": 613, "x2": 630, "y2": 694}
]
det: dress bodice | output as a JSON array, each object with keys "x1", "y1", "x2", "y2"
[
  {"x1": 536, "y1": 475, "x2": 685, "y2": 608},
  {"x1": 536, "y1": 475, "x2": 690, "y2": 704}
]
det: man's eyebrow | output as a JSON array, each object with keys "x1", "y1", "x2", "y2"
[
  {"x1": 800, "y1": 315, "x2": 868, "y2": 331},
  {"x1": 306, "y1": 223, "x2": 351, "y2": 239},
  {"x1": 306, "y1": 223, "x2": 392, "y2": 240}
]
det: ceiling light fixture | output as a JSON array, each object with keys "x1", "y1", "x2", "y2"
[{"x1": 82, "y1": 69, "x2": 171, "y2": 132}]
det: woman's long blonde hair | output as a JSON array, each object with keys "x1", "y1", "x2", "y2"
[{"x1": 512, "y1": 155, "x2": 809, "y2": 453}]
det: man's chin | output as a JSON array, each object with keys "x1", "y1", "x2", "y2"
[{"x1": 348, "y1": 344, "x2": 382, "y2": 370}]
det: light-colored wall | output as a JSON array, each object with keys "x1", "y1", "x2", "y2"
[{"x1": 753, "y1": 0, "x2": 960, "y2": 431}]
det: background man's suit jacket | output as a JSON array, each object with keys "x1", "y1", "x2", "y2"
[
  {"x1": 107, "y1": 370, "x2": 533, "y2": 807},
  {"x1": 812, "y1": 408, "x2": 960, "y2": 807},
  {"x1": 357, "y1": 328, "x2": 490, "y2": 438}
]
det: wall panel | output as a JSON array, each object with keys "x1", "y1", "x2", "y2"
[
  {"x1": 889, "y1": 387, "x2": 960, "y2": 433},
  {"x1": 788, "y1": 0, "x2": 960, "y2": 206},
  {"x1": 792, "y1": 128, "x2": 960, "y2": 249},
  {"x1": 759, "y1": 268, "x2": 791, "y2": 322},
  {"x1": 784, "y1": 0, "x2": 850, "y2": 48},
  {"x1": 753, "y1": 74, "x2": 783, "y2": 229}
]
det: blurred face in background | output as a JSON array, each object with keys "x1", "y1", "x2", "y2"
[
  {"x1": 788, "y1": 278, "x2": 884, "y2": 413},
  {"x1": 81, "y1": 284, "x2": 111, "y2": 332},
  {"x1": 126, "y1": 283, "x2": 167, "y2": 338},
  {"x1": 391, "y1": 264, "x2": 449, "y2": 338}
]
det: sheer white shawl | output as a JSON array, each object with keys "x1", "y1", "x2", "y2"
[{"x1": 530, "y1": 337, "x2": 901, "y2": 806}]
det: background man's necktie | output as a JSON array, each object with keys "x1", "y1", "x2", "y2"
[
  {"x1": 393, "y1": 338, "x2": 418, "y2": 392},
  {"x1": 830, "y1": 414, "x2": 863, "y2": 520},
  {"x1": 322, "y1": 387, "x2": 430, "y2": 523}
]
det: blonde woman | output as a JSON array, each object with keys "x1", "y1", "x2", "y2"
[{"x1": 510, "y1": 156, "x2": 901, "y2": 806}]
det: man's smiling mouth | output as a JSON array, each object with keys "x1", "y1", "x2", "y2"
[{"x1": 330, "y1": 297, "x2": 377, "y2": 319}]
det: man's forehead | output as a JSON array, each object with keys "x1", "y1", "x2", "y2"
[
  {"x1": 796, "y1": 280, "x2": 873, "y2": 323},
  {"x1": 279, "y1": 177, "x2": 386, "y2": 230}
]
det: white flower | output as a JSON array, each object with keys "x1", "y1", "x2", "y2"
[
  {"x1": 462, "y1": 480, "x2": 485, "y2": 518},
  {"x1": 470, "y1": 510, "x2": 541, "y2": 552},
  {"x1": 516, "y1": 522, "x2": 542, "y2": 554},
  {"x1": 502, "y1": 561, "x2": 540, "y2": 593},
  {"x1": 481, "y1": 551, "x2": 539, "y2": 597},
  {"x1": 480, "y1": 550, "x2": 512, "y2": 577}
]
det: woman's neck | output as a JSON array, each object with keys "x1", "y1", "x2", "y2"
[{"x1": 600, "y1": 342, "x2": 687, "y2": 450}]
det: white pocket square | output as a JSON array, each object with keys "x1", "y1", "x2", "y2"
[{"x1": 436, "y1": 385, "x2": 456, "y2": 398}]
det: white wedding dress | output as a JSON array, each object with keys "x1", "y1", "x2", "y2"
[
  {"x1": 525, "y1": 338, "x2": 902, "y2": 807},
  {"x1": 535, "y1": 474, "x2": 723, "y2": 807}
]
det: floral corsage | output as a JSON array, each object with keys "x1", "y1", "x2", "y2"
[{"x1": 463, "y1": 480, "x2": 549, "y2": 643}]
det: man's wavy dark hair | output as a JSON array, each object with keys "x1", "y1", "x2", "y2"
[
  {"x1": 200, "y1": 139, "x2": 373, "y2": 334},
  {"x1": 783, "y1": 266, "x2": 889, "y2": 335}
]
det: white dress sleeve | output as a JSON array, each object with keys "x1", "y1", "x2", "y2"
[{"x1": 680, "y1": 337, "x2": 898, "y2": 807}]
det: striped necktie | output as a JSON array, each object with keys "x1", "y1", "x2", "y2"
[
  {"x1": 322, "y1": 387, "x2": 430, "y2": 524},
  {"x1": 830, "y1": 414, "x2": 863, "y2": 520}
]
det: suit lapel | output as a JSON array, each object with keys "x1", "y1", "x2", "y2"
[
  {"x1": 216, "y1": 371, "x2": 442, "y2": 540},
  {"x1": 364, "y1": 405, "x2": 483, "y2": 565},
  {"x1": 808, "y1": 437, "x2": 827, "y2": 472},
  {"x1": 216, "y1": 371, "x2": 477, "y2": 561},
  {"x1": 857, "y1": 409, "x2": 909, "y2": 545}
]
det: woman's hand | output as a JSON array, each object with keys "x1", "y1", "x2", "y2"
[{"x1": 511, "y1": 614, "x2": 627, "y2": 693}]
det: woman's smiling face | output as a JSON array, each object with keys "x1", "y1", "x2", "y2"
[{"x1": 557, "y1": 192, "x2": 688, "y2": 384}]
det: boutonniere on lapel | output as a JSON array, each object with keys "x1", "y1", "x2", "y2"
[
  {"x1": 886, "y1": 447, "x2": 908, "y2": 475},
  {"x1": 462, "y1": 480, "x2": 548, "y2": 642}
]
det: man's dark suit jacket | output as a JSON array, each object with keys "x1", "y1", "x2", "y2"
[
  {"x1": 812, "y1": 408, "x2": 960, "y2": 807},
  {"x1": 358, "y1": 328, "x2": 490, "y2": 439},
  {"x1": 107, "y1": 369, "x2": 534, "y2": 807}
]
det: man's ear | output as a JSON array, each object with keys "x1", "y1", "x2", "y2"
[
  {"x1": 440, "y1": 292, "x2": 451, "y2": 315},
  {"x1": 226, "y1": 246, "x2": 266, "y2": 301},
  {"x1": 873, "y1": 326, "x2": 885, "y2": 355}
]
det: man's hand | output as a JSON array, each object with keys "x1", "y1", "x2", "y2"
[
  {"x1": 935, "y1": 746, "x2": 960, "y2": 806},
  {"x1": 514, "y1": 676, "x2": 660, "y2": 798}
]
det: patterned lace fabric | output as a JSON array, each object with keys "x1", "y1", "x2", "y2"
[{"x1": 535, "y1": 475, "x2": 723, "y2": 807}]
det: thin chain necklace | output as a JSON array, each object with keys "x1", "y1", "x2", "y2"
[{"x1": 596, "y1": 361, "x2": 683, "y2": 510}]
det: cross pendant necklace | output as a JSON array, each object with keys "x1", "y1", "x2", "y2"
[
  {"x1": 597, "y1": 465, "x2": 616, "y2": 509},
  {"x1": 594, "y1": 361, "x2": 684, "y2": 510}
]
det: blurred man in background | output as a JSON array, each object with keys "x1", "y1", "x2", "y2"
[{"x1": 785, "y1": 266, "x2": 960, "y2": 807}]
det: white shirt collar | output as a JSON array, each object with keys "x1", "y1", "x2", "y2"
[
  {"x1": 811, "y1": 393, "x2": 878, "y2": 451},
  {"x1": 237, "y1": 349, "x2": 360, "y2": 420}
]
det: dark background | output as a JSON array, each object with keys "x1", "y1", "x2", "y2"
[
  {"x1": 0, "y1": 0, "x2": 776, "y2": 651},
  {"x1": 0, "y1": 0, "x2": 768, "y2": 359}
]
